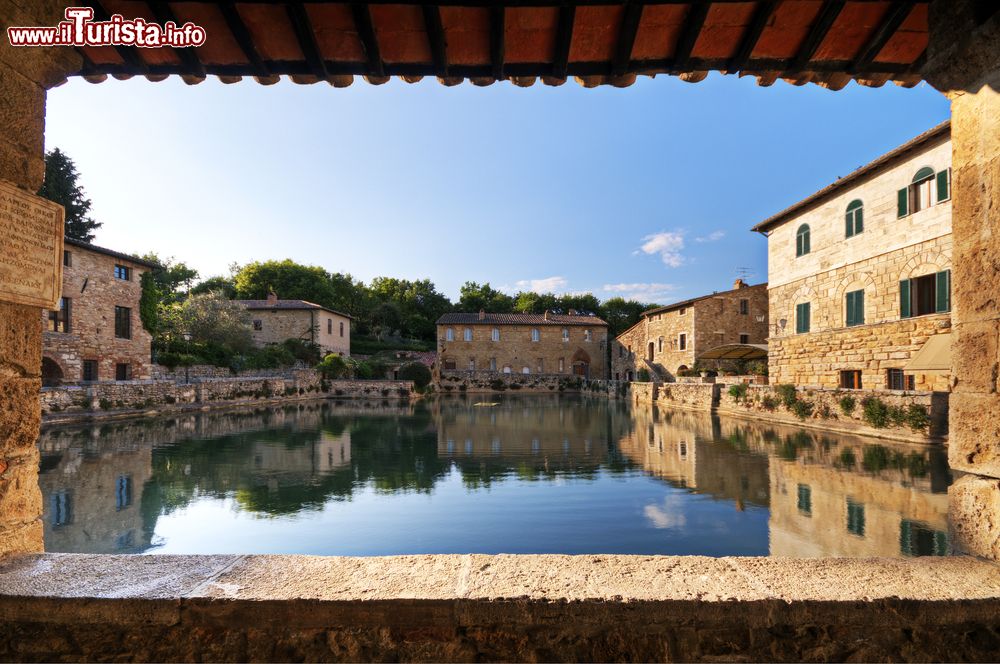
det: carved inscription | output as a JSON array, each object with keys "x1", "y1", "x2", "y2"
[{"x1": 0, "y1": 179, "x2": 64, "y2": 308}]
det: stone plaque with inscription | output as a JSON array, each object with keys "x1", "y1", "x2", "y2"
[{"x1": 0, "y1": 179, "x2": 64, "y2": 309}]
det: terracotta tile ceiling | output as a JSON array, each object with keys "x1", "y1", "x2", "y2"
[{"x1": 75, "y1": 1, "x2": 930, "y2": 89}]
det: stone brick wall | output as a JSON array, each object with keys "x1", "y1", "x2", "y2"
[
  {"x1": 717, "y1": 384, "x2": 947, "y2": 442},
  {"x1": 630, "y1": 382, "x2": 719, "y2": 411},
  {"x1": 437, "y1": 322, "x2": 608, "y2": 380},
  {"x1": 436, "y1": 370, "x2": 616, "y2": 395},
  {"x1": 150, "y1": 363, "x2": 311, "y2": 382},
  {"x1": 40, "y1": 243, "x2": 154, "y2": 383},
  {"x1": 244, "y1": 307, "x2": 351, "y2": 356},
  {"x1": 612, "y1": 282, "x2": 768, "y2": 381}
]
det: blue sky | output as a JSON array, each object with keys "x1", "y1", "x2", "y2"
[{"x1": 45, "y1": 73, "x2": 949, "y2": 305}]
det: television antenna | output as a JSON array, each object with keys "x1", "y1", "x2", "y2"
[{"x1": 735, "y1": 267, "x2": 754, "y2": 281}]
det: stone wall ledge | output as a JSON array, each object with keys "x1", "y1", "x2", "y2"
[{"x1": 1, "y1": 553, "x2": 999, "y2": 661}]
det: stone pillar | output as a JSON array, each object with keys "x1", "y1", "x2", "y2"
[
  {"x1": 0, "y1": 0, "x2": 79, "y2": 555},
  {"x1": 924, "y1": 1, "x2": 1000, "y2": 559}
]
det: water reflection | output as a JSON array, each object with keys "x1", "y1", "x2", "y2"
[{"x1": 37, "y1": 396, "x2": 953, "y2": 557}]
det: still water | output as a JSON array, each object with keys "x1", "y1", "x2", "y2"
[{"x1": 37, "y1": 395, "x2": 953, "y2": 557}]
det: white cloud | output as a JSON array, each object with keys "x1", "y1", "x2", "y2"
[
  {"x1": 602, "y1": 282, "x2": 679, "y2": 302},
  {"x1": 514, "y1": 276, "x2": 569, "y2": 294},
  {"x1": 638, "y1": 231, "x2": 685, "y2": 267},
  {"x1": 694, "y1": 230, "x2": 726, "y2": 243}
]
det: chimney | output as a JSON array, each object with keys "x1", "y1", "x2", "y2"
[
  {"x1": 568, "y1": 309, "x2": 578, "y2": 316},
  {"x1": 544, "y1": 310, "x2": 550, "y2": 321},
  {"x1": 266, "y1": 290, "x2": 278, "y2": 305},
  {"x1": 478, "y1": 309, "x2": 485, "y2": 321},
  {"x1": 733, "y1": 278, "x2": 747, "y2": 290}
]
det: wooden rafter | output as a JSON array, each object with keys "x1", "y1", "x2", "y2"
[
  {"x1": 287, "y1": 3, "x2": 329, "y2": 79},
  {"x1": 351, "y1": 3, "x2": 385, "y2": 78},
  {"x1": 422, "y1": 5, "x2": 448, "y2": 77},
  {"x1": 90, "y1": 1, "x2": 148, "y2": 73},
  {"x1": 790, "y1": 0, "x2": 845, "y2": 71},
  {"x1": 218, "y1": 2, "x2": 271, "y2": 77},
  {"x1": 552, "y1": 5, "x2": 576, "y2": 79},
  {"x1": 490, "y1": 5, "x2": 505, "y2": 80},
  {"x1": 612, "y1": 2, "x2": 644, "y2": 77},
  {"x1": 226, "y1": 0, "x2": 924, "y2": 5},
  {"x1": 729, "y1": 0, "x2": 779, "y2": 72},
  {"x1": 853, "y1": 1, "x2": 913, "y2": 72},
  {"x1": 147, "y1": 1, "x2": 206, "y2": 77},
  {"x1": 672, "y1": 0, "x2": 710, "y2": 71}
]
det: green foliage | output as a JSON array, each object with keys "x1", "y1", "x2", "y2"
[
  {"x1": 728, "y1": 383, "x2": 749, "y2": 403},
  {"x1": 790, "y1": 399, "x2": 814, "y2": 420},
  {"x1": 175, "y1": 291, "x2": 254, "y2": 354},
  {"x1": 861, "y1": 397, "x2": 890, "y2": 428},
  {"x1": 839, "y1": 395, "x2": 857, "y2": 416},
  {"x1": 397, "y1": 362, "x2": 432, "y2": 390},
  {"x1": 745, "y1": 360, "x2": 768, "y2": 376},
  {"x1": 775, "y1": 384, "x2": 798, "y2": 409},
  {"x1": 139, "y1": 271, "x2": 159, "y2": 335},
  {"x1": 98, "y1": 398, "x2": 112, "y2": 411},
  {"x1": 190, "y1": 276, "x2": 236, "y2": 298},
  {"x1": 38, "y1": 148, "x2": 101, "y2": 242},
  {"x1": 350, "y1": 335, "x2": 431, "y2": 355},
  {"x1": 141, "y1": 253, "x2": 199, "y2": 305},
  {"x1": 904, "y1": 404, "x2": 930, "y2": 431},
  {"x1": 458, "y1": 282, "x2": 514, "y2": 313},
  {"x1": 316, "y1": 354, "x2": 349, "y2": 379},
  {"x1": 243, "y1": 344, "x2": 295, "y2": 370},
  {"x1": 761, "y1": 395, "x2": 778, "y2": 411},
  {"x1": 636, "y1": 368, "x2": 651, "y2": 382},
  {"x1": 281, "y1": 338, "x2": 321, "y2": 365}
]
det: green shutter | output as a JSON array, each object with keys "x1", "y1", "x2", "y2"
[
  {"x1": 796, "y1": 302, "x2": 810, "y2": 334},
  {"x1": 937, "y1": 169, "x2": 950, "y2": 202},
  {"x1": 846, "y1": 292, "x2": 855, "y2": 326},
  {"x1": 845, "y1": 211, "x2": 853, "y2": 238},
  {"x1": 900, "y1": 279, "x2": 911, "y2": 319},
  {"x1": 856, "y1": 290, "x2": 865, "y2": 325},
  {"x1": 936, "y1": 270, "x2": 951, "y2": 313},
  {"x1": 803, "y1": 302, "x2": 810, "y2": 333},
  {"x1": 855, "y1": 207, "x2": 863, "y2": 234},
  {"x1": 897, "y1": 188, "x2": 909, "y2": 218}
]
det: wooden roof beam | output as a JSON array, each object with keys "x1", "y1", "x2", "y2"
[
  {"x1": 789, "y1": 0, "x2": 845, "y2": 72},
  {"x1": 672, "y1": 1, "x2": 710, "y2": 71},
  {"x1": 351, "y1": 3, "x2": 386, "y2": 79},
  {"x1": 147, "y1": 1, "x2": 206, "y2": 78},
  {"x1": 287, "y1": 3, "x2": 329, "y2": 79},
  {"x1": 612, "y1": 2, "x2": 644, "y2": 77},
  {"x1": 729, "y1": 0, "x2": 779, "y2": 72},
  {"x1": 219, "y1": 2, "x2": 271, "y2": 77},
  {"x1": 552, "y1": 4, "x2": 576, "y2": 79},
  {"x1": 852, "y1": 1, "x2": 913, "y2": 73},
  {"x1": 491, "y1": 5, "x2": 506, "y2": 80},
  {"x1": 422, "y1": 5, "x2": 449, "y2": 77},
  {"x1": 91, "y1": 2, "x2": 148, "y2": 74}
]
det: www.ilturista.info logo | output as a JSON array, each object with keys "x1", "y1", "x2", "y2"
[{"x1": 7, "y1": 7, "x2": 206, "y2": 48}]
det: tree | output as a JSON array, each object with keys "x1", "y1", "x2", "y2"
[
  {"x1": 233, "y1": 259, "x2": 337, "y2": 307},
  {"x1": 601, "y1": 297, "x2": 659, "y2": 337},
  {"x1": 141, "y1": 252, "x2": 199, "y2": 306},
  {"x1": 190, "y1": 276, "x2": 237, "y2": 298},
  {"x1": 38, "y1": 148, "x2": 102, "y2": 242},
  {"x1": 368, "y1": 277, "x2": 451, "y2": 341},
  {"x1": 398, "y1": 362, "x2": 432, "y2": 390},
  {"x1": 458, "y1": 282, "x2": 514, "y2": 313},
  {"x1": 174, "y1": 291, "x2": 254, "y2": 353}
]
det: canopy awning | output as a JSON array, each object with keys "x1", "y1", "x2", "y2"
[
  {"x1": 905, "y1": 333, "x2": 951, "y2": 373},
  {"x1": 697, "y1": 343, "x2": 768, "y2": 360}
]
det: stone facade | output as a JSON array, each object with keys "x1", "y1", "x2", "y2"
[
  {"x1": 237, "y1": 294, "x2": 351, "y2": 356},
  {"x1": 436, "y1": 312, "x2": 608, "y2": 380},
  {"x1": 758, "y1": 125, "x2": 953, "y2": 392},
  {"x1": 38, "y1": 239, "x2": 155, "y2": 386},
  {"x1": 612, "y1": 280, "x2": 769, "y2": 382}
]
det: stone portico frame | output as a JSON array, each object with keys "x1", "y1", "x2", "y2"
[{"x1": 1, "y1": 0, "x2": 999, "y2": 659}]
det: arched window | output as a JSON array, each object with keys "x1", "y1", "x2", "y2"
[
  {"x1": 845, "y1": 199, "x2": 863, "y2": 238},
  {"x1": 795, "y1": 224, "x2": 810, "y2": 257},
  {"x1": 912, "y1": 166, "x2": 935, "y2": 183},
  {"x1": 899, "y1": 166, "x2": 947, "y2": 217}
]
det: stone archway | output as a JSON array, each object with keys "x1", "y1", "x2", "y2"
[
  {"x1": 571, "y1": 349, "x2": 591, "y2": 378},
  {"x1": 41, "y1": 357, "x2": 63, "y2": 388}
]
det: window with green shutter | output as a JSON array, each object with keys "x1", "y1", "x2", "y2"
[
  {"x1": 902, "y1": 270, "x2": 951, "y2": 317},
  {"x1": 897, "y1": 187, "x2": 909, "y2": 218},
  {"x1": 900, "y1": 279, "x2": 911, "y2": 318},
  {"x1": 845, "y1": 199, "x2": 863, "y2": 238},
  {"x1": 937, "y1": 169, "x2": 951, "y2": 202},
  {"x1": 845, "y1": 290, "x2": 864, "y2": 327},
  {"x1": 795, "y1": 224, "x2": 810, "y2": 257},
  {"x1": 795, "y1": 302, "x2": 811, "y2": 334},
  {"x1": 936, "y1": 269, "x2": 951, "y2": 313}
]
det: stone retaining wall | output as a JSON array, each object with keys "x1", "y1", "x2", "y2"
[
  {"x1": 150, "y1": 363, "x2": 312, "y2": 382},
  {"x1": 40, "y1": 373, "x2": 416, "y2": 421},
  {"x1": 437, "y1": 371, "x2": 600, "y2": 394}
]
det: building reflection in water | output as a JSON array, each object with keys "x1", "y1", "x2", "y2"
[{"x1": 36, "y1": 396, "x2": 952, "y2": 557}]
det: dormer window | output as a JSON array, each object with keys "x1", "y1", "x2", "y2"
[
  {"x1": 796, "y1": 224, "x2": 810, "y2": 257},
  {"x1": 845, "y1": 199, "x2": 863, "y2": 238}
]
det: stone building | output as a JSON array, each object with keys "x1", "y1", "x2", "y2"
[
  {"x1": 753, "y1": 122, "x2": 952, "y2": 392},
  {"x1": 435, "y1": 311, "x2": 608, "y2": 379},
  {"x1": 612, "y1": 280, "x2": 769, "y2": 382},
  {"x1": 236, "y1": 293, "x2": 351, "y2": 357},
  {"x1": 40, "y1": 238, "x2": 158, "y2": 386}
]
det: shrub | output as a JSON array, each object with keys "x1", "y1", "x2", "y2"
[
  {"x1": 761, "y1": 395, "x2": 778, "y2": 411},
  {"x1": 861, "y1": 397, "x2": 890, "y2": 428},
  {"x1": 637, "y1": 368, "x2": 651, "y2": 382},
  {"x1": 728, "y1": 383, "x2": 749, "y2": 403},
  {"x1": 99, "y1": 398, "x2": 112, "y2": 410},
  {"x1": 775, "y1": 384, "x2": 798, "y2": 409},
  {"x1": 790, "y1": 399, "x2": 814, "y2": 420},
  {"x1": 887, "y1": 405, "x2": 908, "y2": 428},
  {"x1": 839, "y1": 395, "x2": 856, "y2": 416},
  {"x1": 489, "y1": 379, "x2": 506, "y2": 391},
  {"x1": 244, "y1": 344, "x2": 296, "y2": 370},
  {"x1": 904, "y1": 404, "x2": 930, "y2": 431},
  {"x1": 745, "y1": 360, "x2": 768, "y2": 376},
  {"x1": 281, "y1": 338, "x2": 322, "y2": 365},
  {"x1": 316, "y1": 354, "x2": 349, "y2": 379},
  {"x1": 397, "y1": 362, "x2": 432, "y2": 390}
]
